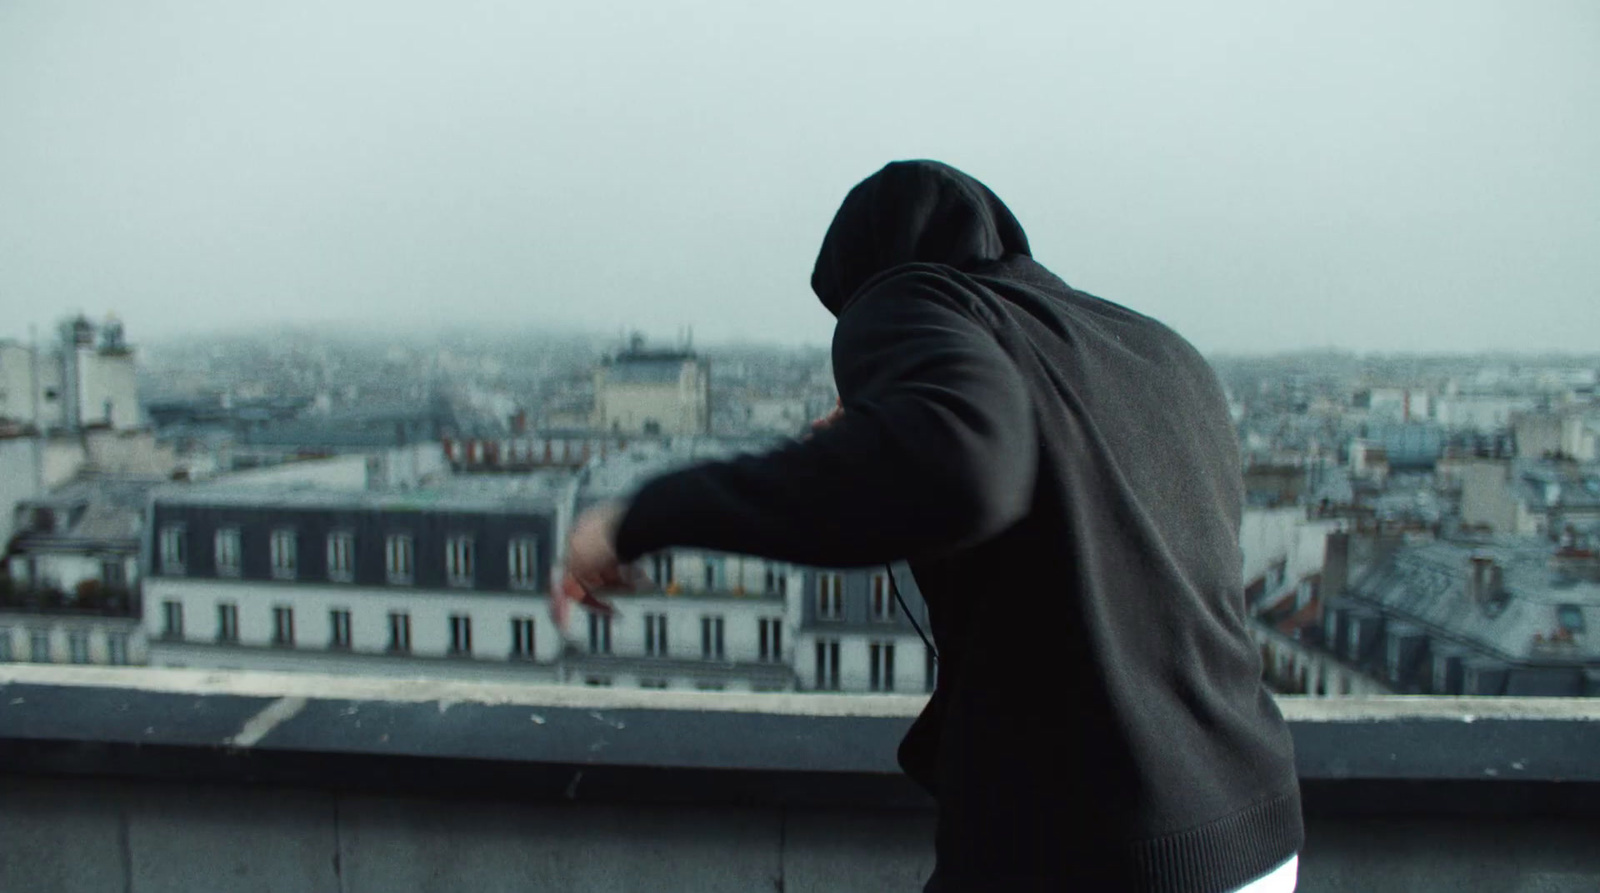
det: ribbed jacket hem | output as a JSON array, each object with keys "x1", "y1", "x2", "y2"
[{"x1": 1129, "y1": 788, "x2": 1304, "y2": 892}]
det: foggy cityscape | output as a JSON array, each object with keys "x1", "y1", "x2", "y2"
[{"x1": 1, "y1": 1, "x2": 1597, "y2": 891}]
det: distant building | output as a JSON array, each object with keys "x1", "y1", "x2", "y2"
[
  {"x1": 1, "y1": 477, "x2": 156, "y2": 667},
  {"x1": 0, "y1": 315, "x2": 140, "y2": 432},
  {"x1": 1460, "y1": 458, "x2": 1600, "y2": 538},
  {"x1": 1242, "y1": 463, "x2": 1308, "y2": 508},
  {"x1": 0, "y1": 426, "x2": 178, "y2": 555},
  {"x1": 1514, "y1": 411, "x2": 1599, "y2": 462},
  {"x1": 794, "y1": 564, "x2": 935, "y2": 695},
  {"x1": 1357, "y1": 387, "x2": 1431, "y2": 424},
  {"x1": 1367, "y1": 423, "x2": 1444, "y2": 471},
  {"x1": 0, "y1": 435, "x2": 41, "y2": 547},
  {"x1": 571, "y1": 437, "x2": 931, "y2": 693},
  {"x1": 1347, "y1": 439, "x2": 1390, "y2": 485},
  {"x1": 743, "y1": 397, "x2": 810, "y2": 437},
  {"x1": 558, "y1": 547, "x2": 804, "y2": 692},
  {"x1": 235, "y1": 398, "x2": 456, "y2": 456},
  {"x1": 1321, "y1": 538, "x2": 1600, "y2": 696},
  {"x1": 591, "y1": 335, "x2": 710, "y2": 436},
  {"x1": 443, "y1": 431, "x2": 635, "y2": 472},
  {"x1": 1433, "y1": 394, "x2": 1535, "y2": 433},
  {"x1": 141, "y1": 475, "x2": 569, "y2": 681}
]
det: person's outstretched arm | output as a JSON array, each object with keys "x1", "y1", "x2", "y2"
[{"x1": 613, "y1": 276, "x2": 1038, "y2": 569}]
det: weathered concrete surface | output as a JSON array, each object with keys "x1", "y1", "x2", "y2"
[
  {"x1": 124, "y1": 783, "x2": 340, "y2": 893},
  {"x1": 4, "y1": 667, "x2": 1600, "y2": 891},
  {"x1": 338, "y1": 798, "x2": 782, "y2": 893},
  {"x1": 4, "y1": 776, "x2": 1599, "y2": 893},
  {"x1": 0, "y1": 776, "x2": 127, "y2": 893},
  {"x1": 1300, "y1": 816, "x2": 1600, "y2": 893},
  {"x1": 782, "y1": 808, "x2": 937, "y2": 893}
]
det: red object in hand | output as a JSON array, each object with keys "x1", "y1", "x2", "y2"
[{"x1": 551, "y1": 564, "x2": 640, "y2": 636}]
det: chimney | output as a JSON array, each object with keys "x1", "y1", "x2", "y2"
[
  {"x1": 1322, "y1": 530, "x2": 1350, "y2": 601},
  {"x1": 1467, "y1": 555, "x2": 1504, "y2": 611}
]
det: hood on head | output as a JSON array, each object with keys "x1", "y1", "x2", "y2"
[{"x1": 810, "y1": 160, "x2": 1031, "y2": 316}]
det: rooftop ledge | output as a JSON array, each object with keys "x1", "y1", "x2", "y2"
[{"x1": 4, "y1": 665, "x2": 1599, "y2": 817}]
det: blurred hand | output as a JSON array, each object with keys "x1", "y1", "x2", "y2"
[
  {"x1": 554, "y1": 501, "x2": 637, "y2": 634},
  {"x1": 806, "y1": 397, "x2": 844, "y2": 438}
]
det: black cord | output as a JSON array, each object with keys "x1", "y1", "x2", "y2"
[{"x1": 887, "y1": 563, "x2": 938, "y2": 662}]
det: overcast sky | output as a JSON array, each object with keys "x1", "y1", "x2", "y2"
[{"x1": 1, "y1": 1, "x2": 1596, "y2": 353}]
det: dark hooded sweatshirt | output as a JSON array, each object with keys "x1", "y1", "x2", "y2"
[{"x1": 614, "y1": 160, "x2": 1302, "y2": 892}]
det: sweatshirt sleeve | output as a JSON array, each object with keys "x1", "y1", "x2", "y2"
[{"x1": 613, "y1": 276, "x2": 1038, "y2": 568}]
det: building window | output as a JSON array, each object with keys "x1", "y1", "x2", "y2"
[
  {"x1": 695, "y1": 681, "x2": 726, "y2": 692},
  {"x1": 68, "y1": 631, "x2": 89, "y2": 664},
  {"x1": 330, "y1": 609, "x2": 352, "y2": 649},
  {"x1": 214, "y1": 528, "x2": 241, "y2": 576},
  {"x1": 759, "y1": 618, "x2": 783, "y2": 662},
  {"x1": 327, "y1": 532, "x2": 355, "y2": 582},
  {"x1": 650, "y1": 552, "x2": 675, "y2": 588},
  {"x1": 270, "y1": 529, "x2": 297, "y2": 580},
  {"x1": 764, "y1": 567, "x2": 777, "y2": 594},
  {"x1": 107, "y1": 632, "x2": 128, "y2": 666},
  {"x1": 817, "y1": 573, "x2": 844, "y2": 620},
  {"x1": 700, "y1": 616, "x2": 725, "y2": 660},
  {"x1": 870, "y1": 641, "x2": 896, "y2": 692},
  {"x1": 639, "y1": 678, "x2": 669, "y2": 690},
  {"x1": 162, "y1": 600, "x2": 184, "y2": 639},
  {"x1": 871, "y1": 573, "x2": 896, "y2": 621},
  {"x1": 0, "y1": 628, "x2": 12, "y2": 662},
  {"x1": 217, "y1": 603, "x2": 239, "y2": 643},
  {"x1": 30, "y1": 629, "x2": 51, "y2": 663},
  {"x1": 703, "y1": 557, "x2": 721, "y2": 592},
  {"x1": 272, "y1": 606, "x2": 295, "y2": 647},
  {"x1": 509, "y1": 538, "x2": 539, "y2": 590},
  {"x1": 1556, "y1": 603, "x2": 1585, "y2": 634},
  {"x1": 449, "y1": 614, "x2": 473, "y2": 656},
  {"x1": 588, "y1": 613, "x2": 612, "y2": 655},
  {"x1": 159, "y1": 525, "x2": 186, "y2": 574},
  {"x1": 925, "y1": 643, "x2": 938, "y2": 693},
  {"x1": 511, "y1": 617, "x2": 536, "y2": 659},
  {"x1": 446, "y1": 536, "x2": 475, "y2": 587},
  {"x1": 388, "y1": 611, "x2": 412, "y2": 654},
  {"x1": 814, "y1": 639, "x2": 840, "y2": 691},
  {"x1": 386, "y1": 534, "x2": 414, "y2": 584},
  {"x1": 584, "y1": 676, "x2": 613, "y2": 687},
  {"x1": 101, "y1": 558, "x2": 126, "y2": 588},
  {"x1": 644, "y1": 613, "x2": 669, "y2": 657}
]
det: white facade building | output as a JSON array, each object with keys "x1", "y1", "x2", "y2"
[
  {"x1": 1433, "y1": 394, "x2": 1535, "y2": 433},
  {"x1": 142, "y1": 578, "x2": 563, "y2": 681},
  {"x1": 139, "y1": 475, "x2": 570, "y2": 681},
  {"x1": 2, "y1": 477, "x2": 154, "y2": 668},
  {"x1": 591, "y1": 337, "x2": 710, "y2": 436},
  {"x1": 0, "y1": 316, "x2": 140, "y2": 433}
]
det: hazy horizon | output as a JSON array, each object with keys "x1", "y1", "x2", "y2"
[{"x1": 3, "y1": 1, "x2": 1597, "y2": 354}]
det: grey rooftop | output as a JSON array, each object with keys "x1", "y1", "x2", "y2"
[{"x1": 152, "y1": 472, "x2": 574, "y2": 514}]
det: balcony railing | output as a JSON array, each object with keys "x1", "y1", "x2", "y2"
[{"x1": 0, "y1": 579, "x2": 140, "y2": 618}]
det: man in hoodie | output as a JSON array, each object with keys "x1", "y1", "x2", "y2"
[{"x1": 562, "y1": 160, "x2": 1303, "y2": 892}]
